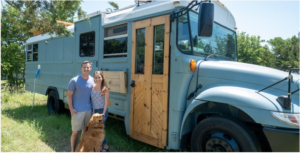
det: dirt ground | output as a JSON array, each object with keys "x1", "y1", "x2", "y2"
[{"x1": 57, "y1": 143, "x2": 71, "y2": 152}]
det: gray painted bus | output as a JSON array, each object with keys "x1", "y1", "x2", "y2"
[{"x1": 25, "y1": 0, "x2": 299, "y2": 151}]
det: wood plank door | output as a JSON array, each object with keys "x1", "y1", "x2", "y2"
[{"x1": 130, "y1": 15, "x2": 170, "y2": 148}]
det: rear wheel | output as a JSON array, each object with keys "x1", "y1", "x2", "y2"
[
  {"x1": 191, "y1": 116, "x2": 260, "y2": 152},
  {"x1": 47, "y1": 90, "x2": 64, "y2": 114}
]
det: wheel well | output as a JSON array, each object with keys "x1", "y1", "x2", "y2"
[
  {"x1": 47, "y1": 87, "x2": 66, "y2": 114},
  {"x1": 194, "y1": 101, "x2": 255, "y2": 124},
  {"x1": 45, "y1": 87, "x2": 59, "y2": 97},
  {"x1": 192, "y1": 102, "x2": 272, "y2": 151}
]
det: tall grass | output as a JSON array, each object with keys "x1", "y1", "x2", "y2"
[{"x1": 1, "y1": 82, "x2": 71, "y2": 152}]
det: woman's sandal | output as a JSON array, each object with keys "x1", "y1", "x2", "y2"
[{"x1": 101, "y1": 145, "x2": 109, "y2": 152}]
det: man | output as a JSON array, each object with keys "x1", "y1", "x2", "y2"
[{"x1": 68, "y1": 61, "x2": 94, "y2": 152}]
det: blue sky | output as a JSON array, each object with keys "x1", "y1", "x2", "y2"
[
  {"x1": 81, "y1": 0, "x2": 299, "y2": 41},
  {"x1": 1, "y1": 0, "x2": 298, "y2": 41}
]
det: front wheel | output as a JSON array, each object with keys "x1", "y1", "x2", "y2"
[{"x1": 191, "y1": 116, "x2": 260, "y2": 152}]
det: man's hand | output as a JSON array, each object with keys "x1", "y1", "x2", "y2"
[
  {"x1": 102, "y1": 113, "x2": 106, "y2": 121},
  {"x1": 71, "y1": 109, "x2": 78, "y2": 116}
]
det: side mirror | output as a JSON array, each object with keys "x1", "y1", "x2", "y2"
[{"x1": 198, "y1": 2, "x2": 214, "y2": 37}]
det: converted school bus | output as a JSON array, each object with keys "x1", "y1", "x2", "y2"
[{"x1": 25, "y1": 0, "x2": 299, "y2": 152}]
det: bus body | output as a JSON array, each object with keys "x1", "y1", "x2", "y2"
[{"x1": 25, "y1": 0, "x2": 299, "y2": 151}]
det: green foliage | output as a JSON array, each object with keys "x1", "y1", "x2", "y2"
[
  {"x1": 1, "y1": 1, "x2": 87, "y2": 93},
  {"x1": 268, "y1": 35, "x2": 299, "y2": 71},
  {"x1": 237, "y1": 31, "x2": 299, "y2": 71},
  {"x1": 1, "y1": 5, "x2": 33, "y2": 43},
  {"x1": 1, "y1": 43, "x2": 25, "y2": 93},
  {"x1": 237, "y1": 32, "x2": 276, "y2": 68},
  {"x1": 106, "y1": 1, "x2": 119, "y2": 12},
  {"x1": 3, "y1": 0, "x2": 88, "y2": 37}
]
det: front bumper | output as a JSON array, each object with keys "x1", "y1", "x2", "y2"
[{"x1": 263, "y1": 127, "x2": 299, "y2": 152}]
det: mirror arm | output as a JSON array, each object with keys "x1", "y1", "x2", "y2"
[{"x1": 170, "y1": 0, "x2": 202, "y2": 21}]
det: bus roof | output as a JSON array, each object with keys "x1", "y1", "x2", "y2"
[{"x1": 27, "y1": 0, "x2": 236, "y2": 44}]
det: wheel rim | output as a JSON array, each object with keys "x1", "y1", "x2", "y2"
[{"x1": 203, "y1": 132, "x2": 240, "y2": 152}]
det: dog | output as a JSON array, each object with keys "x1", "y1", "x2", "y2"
[{"x1": 75, "y1": 113, "x2": 105, "y2": 152}]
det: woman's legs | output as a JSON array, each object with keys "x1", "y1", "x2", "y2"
[
  {"x1": 102, "y1": 110, "x2": 108, "y2": 149},
  {"x1": 93, "y1": 109, "x2": 109, "y2": 151}
]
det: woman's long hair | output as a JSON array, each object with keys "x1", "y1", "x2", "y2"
[{"x1": 94, "y1": 71, "x2": 107, "y2": 96}]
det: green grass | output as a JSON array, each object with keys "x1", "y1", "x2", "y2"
[
  {"x1": 1, "y1": 83, "x2": 71, "y2": 152},
  {"x1": 105, "y1": 119, "x2": 167, "y2": 152},
  {"x1": 1, "y1": 81, "x2": 173, "y2": 152}
]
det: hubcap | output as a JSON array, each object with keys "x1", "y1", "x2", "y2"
[{"x1": 204, "y1": 133, "x2": 240, "y2": 152}]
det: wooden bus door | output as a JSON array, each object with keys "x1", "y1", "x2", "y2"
[{"x1": 130, "y1": 15, "x2": 170, "y2": 148}]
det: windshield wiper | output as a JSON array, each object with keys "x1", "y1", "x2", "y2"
[{"x1": 205, "y1": 53, "x2": 217, "y2": 61}]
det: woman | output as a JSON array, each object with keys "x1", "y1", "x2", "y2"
[{"x1": 91, "y1": 71, "x2": 110, "y2": 152}]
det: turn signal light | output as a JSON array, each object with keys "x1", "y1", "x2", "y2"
[
  {"x1": 271, "y1": 111, "x2": 299, "y2": 127},
  {"x1": 190, "y1": 59, "x2": 197, "y2": 71},
  {"x1": 108, "y1": 101, "x2": 111, "y2": 105}
]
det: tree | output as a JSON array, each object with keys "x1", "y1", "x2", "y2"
[
  {"x1": 237, "y1": 32, "x2": 276, "y2": 68},
  {"x1": 268, "y1": 35, "x2": 299, "y2": 71},
  {"x1": 3, "y1": 0, "x2": 88, "y2": 37},
  {"x1": 106, "y1": 1, "x2": 119, "y2": 12},
  {"x1": 1, "y1": 43, "x2": 25, "y2": 92},
  {"x1": 1, "y1": 1, "x2": 87, "y2": 92}
]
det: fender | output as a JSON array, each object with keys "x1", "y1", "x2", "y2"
[
  {"x1": 195, "y1": 86, "x2": 284, "y2": 111},
  {"x1": 180, "y1": 86, "x2": 298, "y2": 138},
  {"x1": 45, "y1": 86, "x2": 60, "y2": 98}
]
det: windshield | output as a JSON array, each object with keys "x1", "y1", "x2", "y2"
[{"x1": 177, "y1": 11, "x2": 237, "y2": 61}]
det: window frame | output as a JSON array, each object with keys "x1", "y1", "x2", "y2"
[
  {"x1": 176, "y1": 11, "x2": 238, "y2": 61},
  {"x1": 176, "y1": 13, "x2": 193, "y2": 55},
  {"x1": 152, "y1": 24, "x2": 165, "y2": 75},
  {"x1": 79, "y1": 31, "x2": 96, "y2": 57},
  {"x1": 27, "y1": 43, "x2": 38, "y2": 62},
  {"x1": 32, "y1": 44, "x2": 38, "y2": 61},
  {"x1": 103, "y1": 24, "x2": 128, "y2": 58}
]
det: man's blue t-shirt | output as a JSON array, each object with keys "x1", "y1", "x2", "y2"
[{"x1": 68, "y1": 75, "x2": 94, "y2": 112}]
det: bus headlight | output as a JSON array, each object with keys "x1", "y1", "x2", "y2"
[{"x1": 271, "y1": 111, "x2": 299, "y2": 128}]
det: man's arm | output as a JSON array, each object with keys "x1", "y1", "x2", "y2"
[{"x1": 67, "y1": 90, "x2": 77, "y2": 116}]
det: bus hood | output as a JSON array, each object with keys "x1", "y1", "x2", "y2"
[{"x1": 198, "y1": 61, "x2": 300, "y2": 94}]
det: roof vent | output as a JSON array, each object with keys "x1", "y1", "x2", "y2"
[{"x1": 135, "y1": 0, "x2": 155, "y2": 5}]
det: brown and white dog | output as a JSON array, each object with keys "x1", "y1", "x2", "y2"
[{"x1": 75, "y1": 113, "x2": 105, "y2": 152}]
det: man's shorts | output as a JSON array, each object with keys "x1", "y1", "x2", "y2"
[{"x1": 71, "y1": 109, "x2": 92, "y2": 132}]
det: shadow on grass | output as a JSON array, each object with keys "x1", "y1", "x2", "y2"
[
  {"x1": 2, "y1": 103, "x2": 186, "y2": 152},
  {"x1": 1, "y1": 103, "x2": 72, "y2": 152},
  {"x1": 105, "y1": 118, "x2": 169, "y2": 152}
]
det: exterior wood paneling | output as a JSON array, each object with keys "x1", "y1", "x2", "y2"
[
  {"x1": 103, "y1": 71, "x2": 127, "y2": 94},
  {"x1": 130, "y1": 15, "x2": 170, "y2": 149}
]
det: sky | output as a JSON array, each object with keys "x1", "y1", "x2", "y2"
[
  {"x1": 1, "y1": 0, "x2": 298, "y2": 41},
  {"x1": 80, "y1": 0, "x2": 299, "y2": 41}
]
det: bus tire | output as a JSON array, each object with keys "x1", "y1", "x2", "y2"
[
  {"x1": 191, "y1": 115, "x2": 260, "y2": 152},
  {"x1": 47, "y1": 90, "x2": 64, "y2": 114}
]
